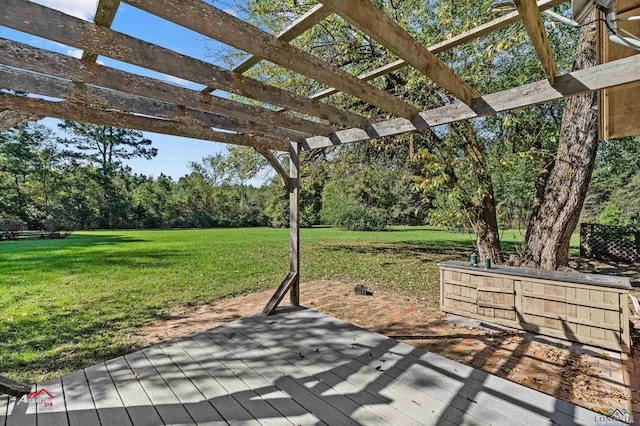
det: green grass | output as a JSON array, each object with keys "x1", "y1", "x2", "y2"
[{"x1": 0, "y1": 226, "x2": 578, "y2": 382}]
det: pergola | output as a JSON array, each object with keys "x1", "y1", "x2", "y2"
[{"x1": 0, "y1": 0, "x2": 639, "y2": 317}]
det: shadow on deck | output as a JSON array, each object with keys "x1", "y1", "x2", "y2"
[{"x1": 1, "y1": 307, "x2": 605, "y2": 425}]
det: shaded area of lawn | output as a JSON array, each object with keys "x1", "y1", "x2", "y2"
[{"x1": 0, "y1": 226, "x2": 574, "y2": 382}]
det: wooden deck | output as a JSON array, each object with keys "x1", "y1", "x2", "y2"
[{"x1": 0, "y1": 307, "x2": 602, "y2": 426}]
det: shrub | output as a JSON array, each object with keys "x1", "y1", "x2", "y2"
[
  {"x1": 40, "y1": 219, "x2": 76, "y2": 239},
  {"x1": 0, "y1": 218, "x2": 28, "y2": 240}
]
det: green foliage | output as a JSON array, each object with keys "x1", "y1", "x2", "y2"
[
  {"x1": 584, "y1": 136, "x2": 640, "y2": 225},
  {"x1": 598, "y1": 203, "x2": 625, "y2": 226},
  {"x1": 321, "y1": 164, "x2": 402, "y2": 231}
]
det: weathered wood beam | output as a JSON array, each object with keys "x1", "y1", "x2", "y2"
[
  {"x1": 0, "y1": 65, "x2": 306, "y2": 142},
  {"x1": 303, "y1": 53, "x2": 640, "y2": 150},
  {"x1": 515, "y1": 0, "x2": 559, "y2": 84},
  {"x1": 123, "y1": 0, "x2": 420, "y2": 119},
  {"x1": 0, "y1": 375, "x2": 31, "y2": 397},
  {"x1": 289, "y1": 142, "x2": 300, "y2": 306},
  {"x1": 262, "y1": 271, "x2": 298, "y2": 315},
  {"x1": 254, "y1": 146, "x2": 290, "y2": 192},
  {"x1": 318, "y1": 0, "x2": 479, "y2": 106},
  {"x1": 0, "y1": 0, "x2": 367, "y2": 129},
  {"x1": 0, "y1": 110, "x2": 43, "y2": 131},
  {"x1": 204, "y1": 4, "x2": 332, "y2": 95},
  {"x1": 82, "y1": 0, "x2": 120, "y2": 63},
  {"x1": 0, "y1": 38, "x2": 334, "y2": 137},
  {"x1": 0, "y1": 93, "x2": 289, "y2": 151},
  {"x1": 308, "y1": 0, "x2": 567, "y2": 102},
  {"x1": 262, "y1": 142, "x2": 300, "y2": 315}
]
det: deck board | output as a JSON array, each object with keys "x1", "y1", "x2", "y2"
[
  {"x1": 0, "y1": 307, "x2": 603, "y2": 425},
  {"x1": 0, "y1": 394, "x2": 8, "y2": 426},
  {"x1": 84, "y1": 362, "x2": 133, "y2": 426},
  {"x1": 61, "y1": 370, "x2": 101, "y2": 426},
  {"x1": 211, "y1": 320, "x2": 437, "y2": 425},
  {"x1": 105, "y1": 356, "x2": 164, "y2": 426}
]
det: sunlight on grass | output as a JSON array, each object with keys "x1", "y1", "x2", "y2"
[{"x1": 0, "y1": 226, "x2": 579, "y2": 382}]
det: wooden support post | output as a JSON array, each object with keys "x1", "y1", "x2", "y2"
[
  {"x1": 289, "y1": 142, "x2": 300, "y2": 306},
  {"x1": 262, "y1": 142, "x2": 301, "y2": 315}
]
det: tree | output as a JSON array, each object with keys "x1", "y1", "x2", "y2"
[
  {"x1": 519, "y1": 23, "x2": 598, "y2": 269},
  {"x1": 58, "y1": 122, "x2": 157, "y2": 228},
  {"x1": 230, "y1": 0, "x2": 577, "y2": 263},
  {"x1": 0, "y1": 123, "x2": 59, "y2": 226}
]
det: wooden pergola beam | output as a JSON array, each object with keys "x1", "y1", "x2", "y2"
[
  {"x1": 0, "y1": 0, "x2": 368, "y2": 129},
  {"x1": 0, "y1": 110, "x2": 43, "y2": 131},
  {"x1": 308, "y1": 0, "x2": 567, "y2": 102},
  {"x1": 0, "y1": 39, "x2": 335, "y2": 137},
  {"x1": 303, "y1": 53, "x2": 640, "y2": 150},
  {"x1": 0, "y1": 93, "x2": 289, "y2": 151},
  {"x1": 254, "y1": 147, "x2": 290, "y2": 192},
  {"x1": 318, "y1": 0, "x2": 479, "y2": 106},
  {"x1": 0, "y1": 66, "x2": 307, "y2": 142},
  {"x1": 123, "y1": 0, "x2": 420, "y2": 119},
  {"x1": 82, "y1": 0, "x2": 120, "y2": 63},
  {"x1": 204, "y1": 4, "x2": 332, "y2": 95},
  {"x1": 515, "y1": 0, "x2": 559, "y2": 84}
]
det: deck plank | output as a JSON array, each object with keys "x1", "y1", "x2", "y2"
[
  {"x1": 186, "y1": 334, "x2": 295, "y2": 425},
  {"x1": 206, "y1": 325, "x2": 426, "y2": 426},
  {"x1": 222, "y1": 316, "x2": 478, "y2": 425},
  {"x1": 0, "y1": 395, "x2": 8, "y2": 426},
  {"x1": 236, "y1": 310, "x2": 541, "y2": 425},
  {"x1": 186, "y1": 335, "x2": 324, "y2": 426},
  {"x1": 84, "y1": 363, "x2": 133, "y2": 426},
  {"x1": 5, "y1": 387, "x2": 35, "y2": 426},
  {"x1": 104, "y1": 356, "x2": 164, "y2": 426},
  {"x1": 36, "y1": 376, "x2": 68, "y2": 426},
  {"x1": 143, "y1": 345, "x2": 227, "y2": 425},
  {"x1": 124, "y1": 350, "x2": 195, "y2": 424},
  {"x1": 61, "y1": 370, "x2": 100, "y2": 426},
  {"x1": 171, "y1": 338, "x2": 263, "y2": 426}
]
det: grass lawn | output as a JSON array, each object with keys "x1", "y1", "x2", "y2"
[{"x1": 0, "y1": 226, "x2": 577, "y2": 382}]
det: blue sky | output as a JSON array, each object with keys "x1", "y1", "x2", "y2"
[{"x1": 0, "y1": 0, "x2": 262, "y2": 180}]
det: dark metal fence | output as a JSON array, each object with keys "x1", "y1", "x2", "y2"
[{"x1": 580, "y1": 223, "x2": 640, "y2": 263}]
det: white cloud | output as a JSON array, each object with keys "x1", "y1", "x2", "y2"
[
  {"x1": 66, "y1": 48, "x2": 83, "y2": 58},
  {"x1": 30, "y1": 0, "x2": 99, "y2": 21}
]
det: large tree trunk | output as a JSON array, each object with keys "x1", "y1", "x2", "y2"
[
  {"x1": 451, "y1": 121, "x2": 504, "y2": 263},
  {"x1": 520, "y1": 24, "x2": 598, "y2": 270}
]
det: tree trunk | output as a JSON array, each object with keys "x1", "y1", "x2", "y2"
[
  {"x1": 451, "y1": 121, "x2": 504, "y2": 263},
  {"x1": 520, "y1": 24, "x2": 598, "y2": 270}
]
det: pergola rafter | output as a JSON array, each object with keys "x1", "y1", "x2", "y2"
[
  {"x1": 303, "y1": 53, "x2": 640, "y2": 150},
  {"x1": 318, "y1": 0, "x2": 480, "y2": 106},
  {"x1": 0, "y1": 0, "x2": 638, "y2": 315},
  {"x1": 0, "y1": 92, "x2": 288, "y2": 151},
  {"x1": 81, "y1": 0, "x2": 120, "y2": 63},
  {"x1": 123, "y1": 0, "x2": 421, "y2": 120},
  {"x1": 1, "y1": 0, "x2": 366, "y2": 128},
  {"x1": 515, "y1": 0, "x2": 560, "y2": 84},
  {"x1": 203, "y1": 3, "x2": 333, "y2": 93},
  {"x1": 0, "y1": 39, "x2": 334, "y2": 138},
  {"x1": 307, "y1": 0, "x2": 566, "y2": 102},
  {"x1": 0, "y1": 66, "x2": 310, "y2": 143}
]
